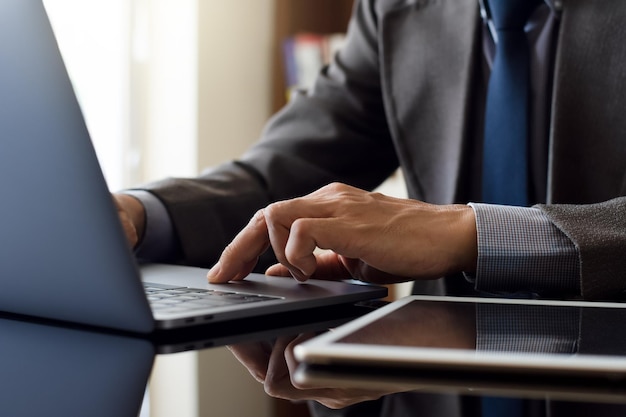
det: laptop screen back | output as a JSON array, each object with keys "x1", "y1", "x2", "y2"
[{"x1": 0, "y1": 0, "x2": 153, "y2": 332}]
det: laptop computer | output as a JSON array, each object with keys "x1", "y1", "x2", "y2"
[
  {"x1": 294, "y1": 295, "x2": 626, "y2": 403},
  {"x1": 0, "y1": 0, "x2": 386, "y2": 334}
]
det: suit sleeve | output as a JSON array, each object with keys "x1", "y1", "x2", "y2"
[
  {"x1": 138, "y1": 0, "x2": 399, "y2": 268},
  {"x1": 538, "y1": 197, "x2": 626, "y2": 300}
]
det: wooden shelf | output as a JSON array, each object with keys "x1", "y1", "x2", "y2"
[{"x1": 272, "y1": 0, "x2": 354, "y2": 112}]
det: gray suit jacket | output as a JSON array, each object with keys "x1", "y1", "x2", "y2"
[{"x1": 143, "y1": 0, "x2": 626, "y2": 300}]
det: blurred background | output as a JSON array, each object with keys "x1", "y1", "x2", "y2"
[
  {"x1": 43, "y1": 0, "x2": 369, "y2": 191},
  {"x1": 44, "y1": 0, "x2": 274, "y2": 192}
]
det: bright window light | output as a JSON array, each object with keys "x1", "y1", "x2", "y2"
[{"x1": 43, "y1": 0, "x2": 132, "y2": 191}]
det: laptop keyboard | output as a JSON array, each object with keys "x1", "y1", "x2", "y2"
[{"x1": 144, "y1": 282, "x2": 282, "y2": 315}]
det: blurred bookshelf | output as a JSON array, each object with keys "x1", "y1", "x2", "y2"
[
  {"x1": 272, "y1": 0, "x2": 354, "y2": 112},
  {"x1": 282, "y1": 32, "x2": 346, "y2": 98}
]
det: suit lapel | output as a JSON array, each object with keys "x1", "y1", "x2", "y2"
[
  {"x1": 379, "y1": 0, "x2": 480, "y2": 204},
  {"x1": 549, "y1": 0, "x2": 626, "y2": 203}
]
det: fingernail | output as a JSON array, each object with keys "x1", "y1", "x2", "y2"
[{"x1": 289, "y1": 268, "x2": 309, "y2": 282}]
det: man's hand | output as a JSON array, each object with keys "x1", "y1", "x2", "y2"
[
  {"x1": 208, "y1": 183, "x2": 477, "y2": 284},
  {"x1": 112, "y1": 193, "x2": 146, "y2": 248},
  {"x1": 227, "y1": 301, "x2": 477, "y2": 409},
  {"x1": 228, "y1": 335, "x2": 410, "y2": 409}
]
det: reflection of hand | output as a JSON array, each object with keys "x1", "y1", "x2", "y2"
[
  {"x1": 208, "y1": 183, "x2": 477, "y2": 284},
  {"x1": 228, "y1": 334, "x2": 410, "y2": 409},
  {"x1": 112, "y1": 194, "x2": 145, "y2": 248}
]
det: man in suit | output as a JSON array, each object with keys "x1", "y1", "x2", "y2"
[
  {"x1": 115, "y1": 0, "x2": 626, "y2": 414},
  {"x1": 117, "y1": 0, "x2": 626, "y2": 298}
]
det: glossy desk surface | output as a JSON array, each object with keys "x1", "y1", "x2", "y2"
[{"x1": 2, "y1": 299, "x2": 626, "y2": 417}]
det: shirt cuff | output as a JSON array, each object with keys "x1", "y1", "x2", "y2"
[
  {"x1": 468, "y1": 203, "x2": 580, "y2": 297},
  {"x1": 122, "y1": 190, "x2": 179, "y2": 262}
]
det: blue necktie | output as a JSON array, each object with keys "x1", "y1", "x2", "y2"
[
  {"x1": 482, "y1": 0, "x2": 541, "y2": 206},
  {"x1": 481, "y1": 1, "x2": 541, "y2": 415},
  {"x1": 482, "y1": 395, "x2": 524, "y2": 417}
]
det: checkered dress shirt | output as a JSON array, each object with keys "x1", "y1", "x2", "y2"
[{"x1": 469, "y1": 204, "x2": 580, "y2": 297}]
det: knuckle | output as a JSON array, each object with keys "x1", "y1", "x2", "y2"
[
  {"x1": 262, "y1": 202, "x2": 281, "y2": 221},
  {"x1": 251, "y1": 208, "x2": 266, "y2": 224},
  {"x1": 325, "y1": 182, "x2": 347, "y2": 193},
  {"x1": 221, "y1": 243, "x2": 237, "y2": 259},
  {"x1": 289, "y1": 218, "x2": 309, "y2": 236}
]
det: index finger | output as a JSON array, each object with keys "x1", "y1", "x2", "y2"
[{"x1": 207, "y1": 209, "x2": 271, "y2": 283}]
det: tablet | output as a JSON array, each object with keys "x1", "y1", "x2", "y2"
[{"x1": 294, "y1": 295, "x2": 626, "y2": 403}]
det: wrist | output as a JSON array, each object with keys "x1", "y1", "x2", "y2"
[
  {"x1": 116, "y1": 193, "x2": 146, "y2": 245},
  {"x1": 451, "y1": 205, "x2": 478, "y2": 274}
]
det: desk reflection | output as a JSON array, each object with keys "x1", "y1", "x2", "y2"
[
  {"x1": 3, "y1": 300, "x2": 626, "y2": 416},
  {"x1": 228, "y1": 299, "x2": 626, "y2": 408},
  {"x1": 0, "y1": 317, "x2": 153, "y2": 417},
  {"x1": 0, "y1": 304, "x2": 364, "y2": 417}
]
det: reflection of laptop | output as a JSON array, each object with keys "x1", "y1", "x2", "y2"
[
  {"x1": 294, "y1": 296, "x2": 626, "y2": 403},
  {"x1": 0, "y1": 0, "x2": 386, "y2": 334},
  {"x1": 0, "y1": 316, "x2": 154, "y2": 417},
  {"x1": 0, "y1": 301, "x2": 378, "y2": 415}
]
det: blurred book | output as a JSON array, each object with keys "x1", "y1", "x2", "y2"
[{"x1": 282, "y1": 32, "x2": 346, "y2": 99}]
